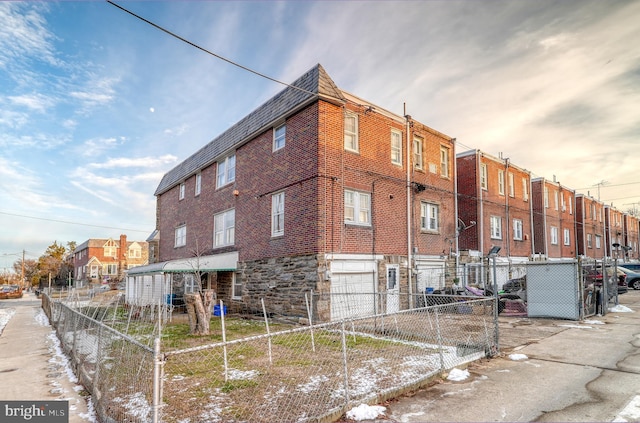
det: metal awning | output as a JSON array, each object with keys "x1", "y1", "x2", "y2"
[{"x1": 127, "y1": 251, "x2": 238, "y2": 275}]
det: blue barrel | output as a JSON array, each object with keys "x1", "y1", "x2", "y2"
[
  {"x1": 426, "y1": 287, "x2": 435, "y2": 294},
  {"x1": 213, "y1": 304, "x2": 227, "y2": 316}
]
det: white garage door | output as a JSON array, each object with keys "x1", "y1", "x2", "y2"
[{"x1": 330, "y1": 272, "x2": 376, "y2": 320}]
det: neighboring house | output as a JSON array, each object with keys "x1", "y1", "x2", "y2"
[
  {"x1": 456, "y1": 150, "x2": 533, "y2": 283},
  {"x1": 531, "y1": 178, "x2": 577, "y2": 260},
  {"x1": 128, "y1": 64, "x2": 457, "y2": 321},
  {"x1": 622, "y1": 214, "x2": 640, "y2": 261},
  {"x1": 74, "y1": 234, "x2": 149, "y2": 285},
  {"x1": 575, "y1": 194, "x2": 606, "y2": 259},
  {"x1": 605, "y1": 205, "x2": 625, "y2": 258}
]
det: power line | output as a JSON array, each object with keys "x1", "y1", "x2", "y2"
[
  {"x1": 106, "y1": 1, "x2": 316, "y2": 97},
  {"x1": 0, "y1": 210, "x2": 151, "y2": 234}
]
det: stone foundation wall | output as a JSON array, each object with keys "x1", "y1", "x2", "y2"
[{"x1": 238, "y1": 254, "x2": 324, "y2": 321}]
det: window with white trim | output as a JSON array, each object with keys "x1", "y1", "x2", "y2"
[
  {"x1": 195, "y1": 172, "x2": 201, "y2": 196},
  {"x1": 232, "y1": 273, "x2": 242, "y2": 299},
  {"x1": 513, "y1": 219, "x2": 523, "y2": 240},
  {"x1": 129, "y1": 246, "x2": 141, "y2": 258},
  {"x1": 179, "y1": 182, "x2": 185, "y2": 200},
  {"x1": 214, "y1": 209, "x2": 235, "y2": 247},
  {"x1": 420, "y1": 202, "x2": 439, "y2": 232},
  {"x1": 217, "y1": 154, "x2": 236, "y2": 188},
  {"x1": 550, "y1": 226, "x2": 558, "y2": 245},
  {"x1": 344, "y1": 112, "x2": 358, "y2": 152},
  {"x1": 587, "y1": 233, "x2": 592, "y2": 248},
  {"x1": 498, "y1": 170, "x2": 505, "y2": 195},
  {"x1": 480, "y1": 164, "x2": 488, "y2": 190},
  {"x1": 563, "y1": 228, "x2": 571, "y2": 245},
  {"x1": 440, "y1": 146, "x2": 450, "y2": 178},
  {"x1": 522, "y1": 177, "x2": 528, "y2": 201},
  {"x1": 490, "y1": 216, "x2": 502, "y2": 239},
  {"x1": 271, "y1": 192, "x2": 284, "y2": 236},
  {"x1": 544, "y1": 186, "x2": 549, "y2": 208},
  {"x1": 175, "y1": 225, "x2": 186, "y2": 247},
  {"x1": 508, "y1": 172, "x2": 515, "y2": 197},
  {"x1": 568, "y1": 197, "x2": 573, "y2": 214},
  {"x1": 103, "y1": 264, "x2": 118, "y2": 275},
  {"x1": 391, "y1": 129, "x2": 402, "y2": 166},
  {"x1": 554, "y1": 190, "x2": 559, "y2": 210},
  {"x1": 413, "y1": 137, "x2": 423, "y2": 170},
  {"x1": 344, "y1": 189, "x2": 370, "y2": 225},
  {"x1": 595, "y1": 234, "x2": 602, "y2": 249},
  {"x1": 273, "y1": 124, "x2": 286, "y2": 151}
]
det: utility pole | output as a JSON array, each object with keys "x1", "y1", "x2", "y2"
[{"x1": 21, "y1": 249, "x2": 25, "y2": 289}]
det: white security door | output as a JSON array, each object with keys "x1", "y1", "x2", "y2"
[{"x1": 386, "y1": 264, "x2": 400, "y2": 314}]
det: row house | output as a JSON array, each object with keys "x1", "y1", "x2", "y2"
[
  {"x1": 128, "y1": 64, "x2": 457, "y2": 321},
  {"x1": 575, "y1": 194, "x2": 606, "y2": 258},
  {"x1": 531, "y1": 178, "x2": 577, "y2": 260},
  {"x1": 622, "y1": 214, "x2": 639, "y2": 261},
  {"x1": 74, "y1": 234, "x2": 148, "y2": 285},
  {"x1": 456, "y1": 150, "x2": 533, "y2": 280}
]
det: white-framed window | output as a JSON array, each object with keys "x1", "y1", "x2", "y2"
[
  {"x1": 217, "y1": 154, "x2": 236, "y2": 188},
  {"x1": 104, "y1": 245, "x2": 117, "y2": 257},
  {"x1": 386, "y1": 264, "x2": 399, "y2": 290},
  {"x1": 554, "y1": 191, "x2": 559, "y2": 210},
  {"x1": 497, "y1": 170, "x2": 505, "y2": 195},
  {"x1": 175, "y1": 225, "x2": 186, "y2": 247},
  {"x1": 103, "y1": 264, "x2": 118, "y2": 275},
  {"x1": 232, "y1": 273, "x2": 242, "y2": 300},
  {"x1": 344, "y1": 189, "x2": 371, "y2": 225},
  {"x1": 595, "y1": 234, "x2": 602, "y2": 249},
  {"x1": 563, "y1": 228, "x2": 571, "y2": 245},
  {"x1": 214, "y1": 209, "x2": 235, "y2": 247},
  {"x1": 129, "y1": 246, "x2": 141, "y2": 258},
  {"x1": 508, "y1": 172, "x2": 515, "y2": 197},
  {"x1": 271, "y1": 192, "x2": 285, "y2": 236},
  {"x1": 522, "y1": 177, "x2": 528, "y2": 201},
  {"x1": 587, "y1": 233, "x2": 592, "y2": 248},
  {"x1": 391, "y1": 129, "x2": 402, "y2": 166},
  {"x1": 490, "y1": 216, "x2": 502, "y2": 239},
  {"x1": 273, "y1": 124, "x2": 286, "y2": 151},
  {"x1": 179, "y1": 182, "x2": 185, "y2": 200},
  {"x1": 440, "y1": 146, "x2": 450, "y2": 178},
  {"x1": 344, "y1": 112, "x2": 358, "y2": 152},
  {"x1": 480, "y1": 163, "x2": 488, "y2": 190},
  {"x1": 420, "y1": 202, "x2": 439, "y2": 232},
  {"x1": 513, "y1": 219, "x2": 523, "y2": 240},
  {"x1": 413, "y1": 137, "x2": 423, "y2": 170},
  {"x1": 184, "y1": 274, "x2": 196, "y2": 294},
  {"x1": 195, "y1": 172, "x2": 201, "y2": 196},
  {"x1": 544, "y1": 186, "x2": 549, "y2": 208},
  {"x1": 550, "y1": 226, "x2": 558, "y2": 245}
]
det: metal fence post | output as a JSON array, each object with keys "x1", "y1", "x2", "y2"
[
  {"x1": 340, "y1": 320, "x2": 350, "y2": 407},
  {"x1": 153, "y1": 337, "x2": 162, "y2": 423}
]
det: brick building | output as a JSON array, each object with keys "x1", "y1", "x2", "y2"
[
  {"x1": 531, "y1": 178, "x2": 577, "y2": 259},
  {"x1": 575, "y1": 194, "x2": 606, "y2": 259},
  {"x1": 622, "y1": 214, "x2": 640, "y2": 261},
  {"x1": 457, "y1": 150, "x2": 533, "y2": 261},
  {"x1": 128, "y1": 64, "x2": 457, "y2": 321},
  {"x1": 74, "y1": 234, "x2": 148, "y2": 285}
]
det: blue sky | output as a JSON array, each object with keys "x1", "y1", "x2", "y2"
[{"x1": 1, "y1": 0, "x2": 639, "y2": 265}]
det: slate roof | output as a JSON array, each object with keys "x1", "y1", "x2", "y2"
[{"x1": 154, "y1": 64, "x2": 346, "y2": 196}]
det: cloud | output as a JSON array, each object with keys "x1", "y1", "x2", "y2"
[
  {"x1": 87, "y1": 155, "x2": 177, "y2": 169},
  {"x1": 8, "y1": 93, "x2": 54, "y2": 112}
]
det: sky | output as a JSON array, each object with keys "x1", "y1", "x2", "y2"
[{"x1": 1, "y1": 0, "x2": 639, "y2": 267}]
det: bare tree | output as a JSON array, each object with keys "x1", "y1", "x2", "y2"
[{"x1": 183, "y1": 239, "x2": 216, "y2": 335}]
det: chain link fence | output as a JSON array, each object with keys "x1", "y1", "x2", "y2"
[{"x1": 41, "y1": 288, "x2": 497, "y2": 423}]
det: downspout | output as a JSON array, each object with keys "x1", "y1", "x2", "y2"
[
  {"x1": 452, "y1": 138, "x2": 459, "y2": 277},
  {"x1": 478, "y1": 151, "x2": 484, "y2": 254},
  {"x1": 405, "y1": 105, "x2": 413, "y2": 303},
  {"x1": 543, "y1": 179, "x2": 548, "y2": 257},
  {"x1": 504, "y1": 158, "x2": 511, "y2": 259},
  {"x1": 528, "y1": 176, "x2": 535, "y2": 258}
]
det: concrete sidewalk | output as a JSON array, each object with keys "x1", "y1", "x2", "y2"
[
  {"x1": 0, "y1": 292, "x2": 92, "y2": 422},
  {"x1": 380, "y1": 291, "x2": 640, "y2": 423}
]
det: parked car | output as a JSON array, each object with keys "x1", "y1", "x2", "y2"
[
  {"x1": 582, "y1": 265, "x2": 627, "y2": 295},
  {"x1": 618, "y1": 263, "x2": 640, "y2": 272},
  {"x1": 0, "y1": 285, "x2": 23, "y2": 299},
  {"x1": 501, "y1": 276, "x2": 527, "y2": 302},
  {"x1": 617, "y1": 266, "x2": 640, "y2": 290}
]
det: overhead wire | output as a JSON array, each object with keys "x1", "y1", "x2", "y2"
[
  {"x1": 0, "y1": 210, "x2": 151, "y2": 234},
  {"x1": 106, "y1": 0, "x2": 316, "y2": 97}
]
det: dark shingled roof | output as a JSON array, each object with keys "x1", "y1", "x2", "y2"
[{"x1": 154, "y1": 64, "x2": 346, "y2": 196}]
